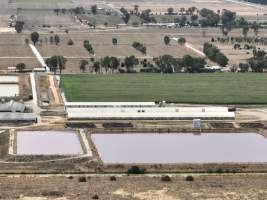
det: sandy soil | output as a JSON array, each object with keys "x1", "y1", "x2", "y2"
[{"x1": 0, "y1": 174, "x2": 267, "y2": 199}]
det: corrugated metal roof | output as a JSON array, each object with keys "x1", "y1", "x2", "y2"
[
  {"x1": 65, "y1": 102, "x2": 156, "y2": 107},
  {"x1": 66, "y1": 107, "x2": 234, "y2": 120},
  {"x1": 0, "y1": 100, "x2": 25, "y2": 112},
  {"x1": 0, "y1": 113, "x2": 37, "y2": 121}
]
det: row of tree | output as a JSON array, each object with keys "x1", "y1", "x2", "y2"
[
  {"x1": 25, "y1": 32, "x2": 61, "y2": 46},
  {"x1": 203, "y1": 43, "x2": 228, "y2": 66},
  {"x1": 248, "y1": 49, "x2": 267, "y2": 72},
  {"x1": 83, "y1": 40, "x2": 94, "y2": 54},
  {"x1": 132, "y1": 42, "x2": 146, "y2": 54},
  {"x1": 78, "y1": 54, "x2": 207, "y2": 73}
]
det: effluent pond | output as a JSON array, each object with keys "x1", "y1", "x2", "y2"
[
  {"x1": 17, "y1": 131, "x2": 83, "y2": 155},
  {"x1": 0, "y1": 76, "x2": 18, "y2": 83},
  {"x1": 92, "y1": 133, "x2": 267, "y2": 164},
  {"x1": 0, "y1": 84, "x2": 19, "y2": 97}
]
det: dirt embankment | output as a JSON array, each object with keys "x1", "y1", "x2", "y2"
[{"x1": 19, "y1": 74, "x2": 32, "y2": 101}]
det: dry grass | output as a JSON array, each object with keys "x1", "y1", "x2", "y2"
[{"x1": 0, "y1": 174, "x2": 267, "y2": 199}]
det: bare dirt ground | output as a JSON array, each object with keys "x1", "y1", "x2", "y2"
[
  {"x1": 0, "y1": 33, "x2": 39, "y2": 70},
  {"x1": 0, "y1": 174, "x2": 267, "y2": 199},
  {"x1": 19, "y1": 74, "x2": 32, "y2": 100},
  {"x1": 0, "y1": 26, "x2": 264, "y2": 72},
  {"x1": 37, "y1": 75, "x2": 63, "y2": 107},
  {"x1": 17, "y1": 10, "x2": 86, "y2": 32},
  {"x1": 33, "y1": 29, "x2": 200, "y2": 72},
  {"x1": 48, "y1": 75, "x2": 63, "y2": 106},
  {"x1": 236, "y1": 107, "x2": 267, "y2": 122}
]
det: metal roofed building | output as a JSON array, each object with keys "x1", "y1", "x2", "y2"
[
  {"x1": 66, "y1": 106, "x2": 235, "y2": 120},
  {"x1": 64, "y1": 102, "x2": 156, "y2": 108},
  {"x1": 0, "y1": 100, "x2": 26, "y2": 112},
  {"x1": 0, "y1": 113, "x2": 37, "y2": 122}
]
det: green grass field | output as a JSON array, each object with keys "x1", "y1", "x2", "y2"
[{"x1": 61, "y1": 73, "x2": 267, "y2": 104}]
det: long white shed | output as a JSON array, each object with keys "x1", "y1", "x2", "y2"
[{"x1": 66, "y1": 107, "x2": 235, "y2": 120}]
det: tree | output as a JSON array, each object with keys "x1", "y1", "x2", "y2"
[
  {"x1": 46, "y1": 56, "x2": 58, "y2": 74},
  {"x1": 45, "y1": 55, "x2": 67, "y2": 74},
  {"x1": 112, "y1": 38, "x2": 118, "y2": 45},
  {"x1": 15, "y1": 21, "x2": 24, "y2": 33},
  {"x1": 31, "y1": 32, "x2": 39, "y2": 45},
  {"x1": 180, "y1": 16, "x2": 187, "y2": 26},
  {"x1": 79, "y1": 60, "x2": 88, "y2": 72},
  {"x1": 178, "y1": 37, "x2": 186, "y2": 45},
  {"x1": 203, "y1": 42, "x2": 228, "y2": 66},
  {"x1": 164, "y1": 35, "x2": 171, "y2": 45},
  {"x1": 54, "y1": 9, "x2": 60, "y2": 16},
  {"x1": 101, "y1": 56, "x2": 111, "y2": 73},
  {"x1": 49, "y1": 36, "x2": 54, "y2": 44},
  {"x1": 139, "y1": 9, "x2": 156, "y2": 23},
  {"x1": 199, "y1": 8, "x2": 220, "y2": 27},
  {"x1": 16, "y1": 63, "x2": 26, "y2": 72},
  {"x1": 120, "y1": 7, "x2": 131, "y2": 24},
  {"x1": 179, "y1": 7, "x2": 185, "y2": 14},
  {"x1": 54, "y1": 35, "x2": 60, "y2": 45},
  {"x1": 153, "y1": 55, "x2": 179, "y2": 73},
  {"x1": 215, "y1": 52, "x2": 228, "y2": 67},
  {"x1": 134, "y1": 4, "x2": 139, "y2": 14},
  {"x1": 92, "y1": 61, "x2": 100, "y2": 73},
  {"x1": 91, "y1": 5, "x2": 98, "y2": 15},
  {"x1": 67, "y1": 39, "x2": 74, "y2": 45},
  {"x1": 190, "y1": 15, "x2": 198, "y2": 23},
  {"x1": 124, "y1": 56, "x2": 139, "y2": 72},
  {"x1": 101, "y1": 56, "x2": 120, "y2": 73},
  {"x1": 242, "y1": 26, "x2": 249, "y2": 38},
  {"x1": 251, "y1": 21, "x2": 259, "y2": 37},
  {"x1": 109, "y1": 57, "x2": 120, "y2": 72},
  {"x1": 58, "y1": 55, "x2": 67, "y2": 74},
  {"x1": 221, "y1": 9, "x2": 236, "y2": 34},
  {"x1": 83, "y1": 40, "x2": 94, "y2": 54},
  {"x1": 132, "y1": 42, "x2": 146, "y2": 54},
  {"x1": 25, "y1": 38, "x2": 29, "y2": 45},
  {"x1": 167, "y1": 7, "x2": 174, "y2": 15},
  {"x1": 239, "y1": 63, "x2": 249, "y2": 72},
  {"x1": 183, "y1": 55, "x2": 206, "y2": 72},
  {"x1": 234, "y1": 43, "x2": 241, "y2": 50},
  {"x1": 188, "y1": 7, "x2": 197, "y2": 15},
  {"x1": 221, "y1": 9, "x2": 236, "y2": 26}
]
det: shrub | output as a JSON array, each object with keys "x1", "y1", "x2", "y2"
[
  {"x1": 216, "y1": 168, "x2": 224, "y2": 173},
  {"x1": 41, "y1": 191, "x2": 64, "y2": 197},
  {"x1": 178, "y1": 37, "x2": 186, "y2": 45},
  {"x1": 78, "y1": 176, "x2": 87, "y2": 182},
  {"x1": 92, "y1": 194, "x2": 99, "y2": 199},
  {"x1": 16, "y1": 63, "x2": 26, "y2": 72},
  {"x1": 127, "y1": 166, "x2": 145, "y2": 174},
  {"x1": 161, "y1": 175, "x2": 171, "y2": 182},
  {"x1": 164, "y1": 35, "x2": 170, "y2": 45},
  {"x1": 112, "y1": 38, "x2": 118, "y2": 45},
  {"x1": 67, "y1": 39, "x2": 74, "y2": 45},
  {"x1": 185, "y1": 175, "x2": 194, "y2": 182},
  {"x1": 110, "y1": 176, "x2": 117, "y2": 181}
]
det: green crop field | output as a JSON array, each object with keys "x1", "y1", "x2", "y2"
[{"x1": 61, "y1": 73, "x2": 267, "y2": 104}]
